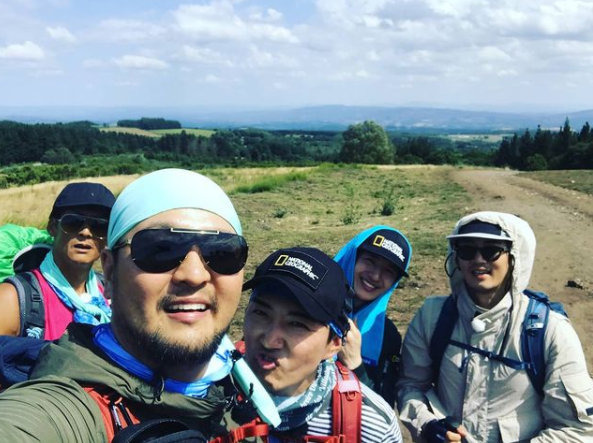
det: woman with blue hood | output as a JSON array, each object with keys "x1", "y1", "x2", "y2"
[{"x1": 334, "y1": 225, "x2": 412, "y2": 407}]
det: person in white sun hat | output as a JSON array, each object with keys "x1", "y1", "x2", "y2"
[{"x1": 397, "y1": 211, "x2": 593, "y2": 442}]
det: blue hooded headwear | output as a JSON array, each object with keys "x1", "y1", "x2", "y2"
[{"x1": 334, "y1": 225, "x2": 412, "y2": 366}]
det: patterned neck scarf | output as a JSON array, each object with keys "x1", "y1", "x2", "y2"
[
  {"x1": 39, "y1": 251, "x2": 111, "y2": 325},
  {"x1": 93, "y1": 323, "x2": 234, "y2": 398},
  {"x1": 272, "y1": 359, "x2": 336, "y2": 432}
]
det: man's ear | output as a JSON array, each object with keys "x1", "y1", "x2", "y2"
[
  {"x1": 323, "y1": 333, "x2": 343, "y2": 360},
  {"x1": 101, "y1": 248, "x2": 115, "y2": 283},
  {"x1": 47, "y1": 218, "x2": 58, "y2": 237}
]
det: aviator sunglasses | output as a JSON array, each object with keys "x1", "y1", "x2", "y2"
[
  {"x1": 116, "y1": 228, "x2": 248, "y2": 275},
  {"x1": 58, "y1": 213, "x2": 109, "y2": 239},
  {"x1": 455, "y1": 244, "x2": 510, "y2": 262}
]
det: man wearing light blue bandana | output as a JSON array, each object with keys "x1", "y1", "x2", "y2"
[
  {"x1": 334, "y1": 225, "x2": 412, "y2": 407},
  {"x1": 0, "y1": 169, "x2": 252, "y2": 442}
]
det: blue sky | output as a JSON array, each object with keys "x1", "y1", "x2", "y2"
[{"x1": 1, "y1": 0, "x2": 593, "y2": 112}]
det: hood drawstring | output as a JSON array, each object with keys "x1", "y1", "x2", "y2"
[{"x1": 152, "y1": 374, "x2": 165, "y2": 403}]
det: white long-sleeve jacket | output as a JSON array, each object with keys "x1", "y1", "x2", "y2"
[{"x1": 397, "y1": 211, "x2": 593, "y2": 442}]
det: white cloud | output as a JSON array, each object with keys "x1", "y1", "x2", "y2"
[
  {"x1": 173, "y1": 2, "x2": 297, "y2": 43},
  {"x1": 113, "y1": 55, "x2": 168, "y2": 70},
  {"x1": 0, "y1": 41, "x2": 44, "y2": 60},
  {"x1": 496, "y1": 69, "x2": 518, "y2": 77},
  {"x1": 31, "y1": 68, "x2": 63, "y2": 77},
  {"x1": 46, "y1": 26, "x2": 76, "y2": 43},
  {"x1": 478, "y1": 46, "x2": 512, "y2": 62},
  {"x1": 205, "y1": 74, "x2": 221, "y2": 83},
  {"x1": 180, "y1": 45, "x2": 234, "y2": 66},
  {"x1": 249, "y1": 8, "x2": 283, "y2": 22},
  {"x1": 246, "y1": 45, "x2": 299, "y2": 69},
  {"x1": 82, "y1": 58, "x2": 106, "y2": 68},
  {"x1": 96, "y1": 19, "x2": 166, "y2": 42}
]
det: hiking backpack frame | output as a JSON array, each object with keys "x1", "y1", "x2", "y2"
[{"x1": 429, "y1": 289, "x2": 567, "y2": 396}]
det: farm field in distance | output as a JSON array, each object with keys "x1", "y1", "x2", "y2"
[{"x1": 99, "y1": 126, "x2": 215, "y2": 138}]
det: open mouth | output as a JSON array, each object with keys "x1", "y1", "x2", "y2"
[
  {"x1": 360, "y1": 276, "x2": 379, "y2": 291},
  {"x1": 73, "y1": 243, "x2": 93, "y2": 251},
  {"x1": 164, "y1": 303, "x2": 209, "y2": 313},
  {"x1": 471, "y1": 269, "x2": 491, "y2": 278},
  {"x1": 256, "y1": 352, "x2": 278, "y2": 371}
]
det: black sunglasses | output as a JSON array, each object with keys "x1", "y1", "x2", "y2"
[
  {"x1": 58, "y1": 213, "x2": 109, "y2": 239},
  {"x1": 455, "y1": 244, "x2": 510, "y2": 262},
  {"x1": 116, "y1": 228, "x2": 248, "y2": 275}
]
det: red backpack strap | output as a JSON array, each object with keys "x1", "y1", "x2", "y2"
[
  {"x1": 235, "y1": 340, "x2": 246, "y2": 355},
  {"x1": 209, "y1": 419, "x2": 269, "y2": 443},
  {"x1": 332, "y1": 362, "x2": 362, "y2": 443},
  {"x1": 84, "y1": 386, "x2": 140, "y2": 441}
]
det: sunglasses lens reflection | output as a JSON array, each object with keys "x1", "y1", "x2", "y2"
[
  {"x1": 456, "y1": 245, "x2": 506, "y2": 261},
  {"x1": 130, "y1": 229, "x2": 248, "y2": 275},
  {"x1": 59, "y1": 214, "x2": 108, "y2": 238}
]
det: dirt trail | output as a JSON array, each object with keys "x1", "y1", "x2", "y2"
[{"x1": 450, "y1": 168, "x2": 593, "y2": 369}]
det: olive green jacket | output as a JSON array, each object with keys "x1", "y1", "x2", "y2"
[{"x1": 0, "y1": 323, "x2": 230, "y2": 443}]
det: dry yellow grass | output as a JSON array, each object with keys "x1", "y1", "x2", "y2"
[
  {"x1": 0, "y1": 175, "x2": 138, "y2": 227},
  {"x1": 99, "y1": 127, "x2": 160, "y2": 138}
]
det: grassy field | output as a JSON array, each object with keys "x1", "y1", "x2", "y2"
[
  {"x1": 444, "y1": 133, "x2": 508, "y2": 144},
  {"x1": 98, "y1": 127, "x2": 215, "y2": 138},
  {"x1": 151, "y1": 128, "x2": 215, "y2": 137},
  {"x1": 520, "y1": 169, "x2": 593, "y2": 195},
  {"x1": 209, "y1": 164, "x2": 469, "y2": 336},
  {"x1": 0, "y1": 165, "x2": 469, "y2": 338},
  {"x1": 98, "y1": 127, "x2": 161, "y2": 138},
  {"x1": 3, "y1": 165, "x2": 592, "y2": 337}
]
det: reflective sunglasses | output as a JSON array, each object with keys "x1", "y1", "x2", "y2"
[
  {"x1": 117, "y1": 228, "x2": 248, "y2": 275},
  {"x1": 455, "y1": 244, "x2": 510, "y2": 262},
  {"x1": 58, "y1": 213, "x2": 109, "y2": 239}
]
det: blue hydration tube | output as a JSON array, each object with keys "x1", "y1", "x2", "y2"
[{"x1": 222, "y1": 335, "x2": 281, "y2": 427}]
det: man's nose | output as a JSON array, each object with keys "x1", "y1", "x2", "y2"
[
  {"x1": 261, "y1": 322, "x2": 284, "y2": 349},
  {"x1": 171, "y1": 248, "x2": 211, "y2": 287}
]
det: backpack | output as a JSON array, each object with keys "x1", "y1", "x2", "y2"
[
  {"x1": 89, "y1": 361, "x2": 362, "y2": 443},
  {"x1": 211, "y1": 361, "x2": 363, "y2": 443},
  {"x1": 4, "y1": 271, "x2": 46, "y2": 338},
  {"x1": 429, "y1": 289, "x2": 568, "y2": 396},
  {"x1": 0, "y1": 224, "x2": 53, "y2": 281},
  {"x1": 0, "y1": 335, "x2": 50, "y2": 389},
  {"x1": 4, "y1": 269, "x2": 105, "y2": 340}
]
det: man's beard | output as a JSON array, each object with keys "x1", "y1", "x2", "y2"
[
  {"x1": 124, "y1": 322, "x2": 227, "y2": 369},
  {"x1": 109, "y1": 264, "x2": 228, "y2": 370}
]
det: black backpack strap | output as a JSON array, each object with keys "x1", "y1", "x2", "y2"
[
  {"x1": 429, "y1": 295, "x2": 458, "y2": 386},
  {"x1": 111, "y1": 419, "x2": 206, "y2": 443},
  {"x1": 0, "y1": 336, "x2": 49, "y2": 388},
  {"x1": 4, "y1": 272, "x2": 45, "y2": 339}
]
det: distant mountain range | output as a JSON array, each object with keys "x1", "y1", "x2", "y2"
[{"x1": 1, "y1": 105, "x2": 592, "y2": 132}]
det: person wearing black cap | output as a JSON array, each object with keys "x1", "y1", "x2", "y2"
[
  {"x1": 0, "y1": 182, "x2": 115, "y2": 340},
  {"x1": 333, "y1": 226, "x2": 412, "y2": 407},
  {"x1": 241, "y1": 246, "x2": 403, "y2": 442},
  {"x1": 397, "y1": 211, "x2": 593, "y2": 442}
]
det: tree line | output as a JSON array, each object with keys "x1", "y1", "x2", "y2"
[
  {"x1": 339, "y1": 120, "x2": 493, "y2": 166},
  {"x1": 0, "y1": 118, "x2": 590, "y2": 188},
  {"x1": 116, "y1": 118, "x2": 181, "y2": 130},
  {"x1": 493, "y1": 119, "x2": 593, "y2": 170}
]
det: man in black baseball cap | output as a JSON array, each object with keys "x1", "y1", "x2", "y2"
[
  {"x1": 50, "y1": 182, "x2": 115, "y2": 218},
  {"x1": 0, "y1": 182, "x2": 115, "y2": 340},
  {"x1": 241, "y1": 246, "x2": 403, "y2": 442}
]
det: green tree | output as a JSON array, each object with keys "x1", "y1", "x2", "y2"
[
  {"x1": 525, "y1": 154, "x2": 548, "y2": 171},
  {"x1": 339, "y1": 121, "x2": 393, "y2": 164}
]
